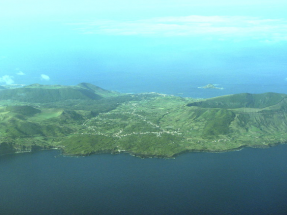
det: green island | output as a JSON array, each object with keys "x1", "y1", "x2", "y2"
[{"x1": 1, "y1": 83, "x2": 287, "y2": 158}]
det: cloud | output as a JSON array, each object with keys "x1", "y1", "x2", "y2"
[
  {"x1": 41, "y1": 74, "x2": 50, "y2": 81},
  {"x1": 16, "y1": 71, "x2": 25, "y2": 75},
  {"x1": 0, "y1": 75, "x2": 14, "y2": 85},
  {"x1": 68, "y1": 15, "x2": 287, "y2": 42}
]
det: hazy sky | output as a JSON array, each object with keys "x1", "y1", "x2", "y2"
[
  {"x1": 1, "y1": 0, "x2": 287, "y2": 19},
  {"x1": 1, "y1": 0, "x2": 287, "y2": 95}
]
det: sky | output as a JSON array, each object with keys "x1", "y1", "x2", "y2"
[{"x1": 1, "y1": 0, "x2": 287, "y2": 96}]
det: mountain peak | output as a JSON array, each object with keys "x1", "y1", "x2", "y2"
[{"x1": 77, "y1": 83, "x2": 120, "y2": 97}]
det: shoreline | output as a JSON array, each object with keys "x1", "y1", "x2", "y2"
[{"x1": 1, "y1": 141, "x2": 286, "y2": 159}]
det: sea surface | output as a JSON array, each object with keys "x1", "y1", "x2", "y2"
[{"x1": 1, "y1": 145, "x2": 287, "y2": 215}]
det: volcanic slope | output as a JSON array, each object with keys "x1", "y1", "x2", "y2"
[
  {"x1": 0, "y1": 83, "x2": 111, "y2": 103},
  {"x1": 1, "y1": 84, "x2": 287, "y2": 158}
]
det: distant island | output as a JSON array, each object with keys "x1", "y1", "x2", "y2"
[
  {"x1": 199, "y1": 84, "x2": 224, "y2": 90},
  {"x1": 1, "y1": 83, "x2": 287, "y2": 158}
]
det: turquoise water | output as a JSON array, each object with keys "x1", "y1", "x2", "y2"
[{"x1": 1, "y1": 145, "x2": 287, "y2": 215}]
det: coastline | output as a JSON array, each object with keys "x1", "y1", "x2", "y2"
[{"x1": 2, "y1": 141, "x2": 286, "y2": 159}]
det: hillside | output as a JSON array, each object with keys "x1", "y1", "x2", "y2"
[
  {"x1": 1, "y1": 84, "x2": 287, "y2": 158},
  {"x1": 0, "y1": 83, "x2": 117, "y2": 103},
  {"x1": 187, "y1": 92, "x2": 287, "y2": 109},
  {"x1": 76, "y1": 83, "x2": 120, "y2": 97}
]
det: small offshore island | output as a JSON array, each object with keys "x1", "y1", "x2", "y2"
[
  {"x1": 198, "y1": 83, "x2": 224, "y2": 90},
  {"x1": 1, "y1": 83, "x2": 287, "y2": 158}
]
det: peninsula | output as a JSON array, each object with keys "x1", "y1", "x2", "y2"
[{"x1": 1, "y1": 83, "x2": 287, "y2": 158}]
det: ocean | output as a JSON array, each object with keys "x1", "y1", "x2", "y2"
[
  {"x1": 2, "y1": 31, "x2": 287, "y2": 99},
  {"x1": 1, "y1": 145, "x2": 287, "y2": 215}
]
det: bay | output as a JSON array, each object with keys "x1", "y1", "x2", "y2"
[{"x1": 1, "y1": 145, "x2": 287, "y2": 215}]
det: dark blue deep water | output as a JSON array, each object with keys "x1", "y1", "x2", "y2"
[{"x1": 1, "y1": 145, "x2": 287, "y2": 215}]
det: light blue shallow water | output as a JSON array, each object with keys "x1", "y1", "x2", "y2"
[{"x1": 1, "y1": 145, "x2": 287, "y2": 215}]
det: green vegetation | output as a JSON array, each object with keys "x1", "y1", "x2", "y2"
[
  {"x1": 187, "y1": 92, "x2": 287, "y2": 109},
  {"x1": 1, "y1": 83, "x2": 287, "y2": 158},
  {"x1": 201, "y1": 109, "x2": 235, "y2": 137},
  {"x1": 5, "y1": 106, "x2": 41, "y2": 116}
]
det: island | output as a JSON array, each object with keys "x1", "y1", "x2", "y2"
[
  {"x1": 1, "y1": 83, "x2": 287, "y2": 158},
  {"x1": 199, "y1": 84, "x2": 224, "y2": 90}
]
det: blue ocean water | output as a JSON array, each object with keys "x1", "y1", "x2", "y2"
[
  {"x1": 2, "y1": 30, "x2": 287, "y2": 99},
  {"x1": 1, "y1": 145, "x2": 287, "y2": 215}
]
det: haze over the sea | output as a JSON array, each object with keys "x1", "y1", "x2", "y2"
[{"x1": 1, "y1": 0, "x2": 287, "y2": 97}]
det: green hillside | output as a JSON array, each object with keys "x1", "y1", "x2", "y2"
[
  {"x1": 0, "y1": 83, "x2": 118, "y2": 103},
  {"x1": 5, "y1": 106, "x2": 41, "y2": 116},
  {"x1": 76, "y1": 83, "x2": 120, "y2": 97},
  {"x1": 0, "y1": 87, "x2": 100, "y2": 103},
  {"x1": 187, "y1": 92, "x2": 287, "y2": 109},
  {"x1": 1, "y1": 84, "x2": 287, "y2": 158}
]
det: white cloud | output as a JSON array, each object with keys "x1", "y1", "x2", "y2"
[
  {"x1": 68, "y1": 15, "x2": 287, "y2": 42},
  {"x1": 0, "y1": 75, "x2": 14, "y2": 85},
  {"x1": 41, "y1": 74, "x2": 50, "y2": 81},
  {"x1": 16, "y1": 71, "x2": 25, "y2": 75}
]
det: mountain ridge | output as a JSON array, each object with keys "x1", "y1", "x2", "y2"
[
  {"x1": 0, "y1": 83, "x2": 118, "y2": 103},
  {"x1": 187, "y1": 92, "x2": 287, "y2": 109}
]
